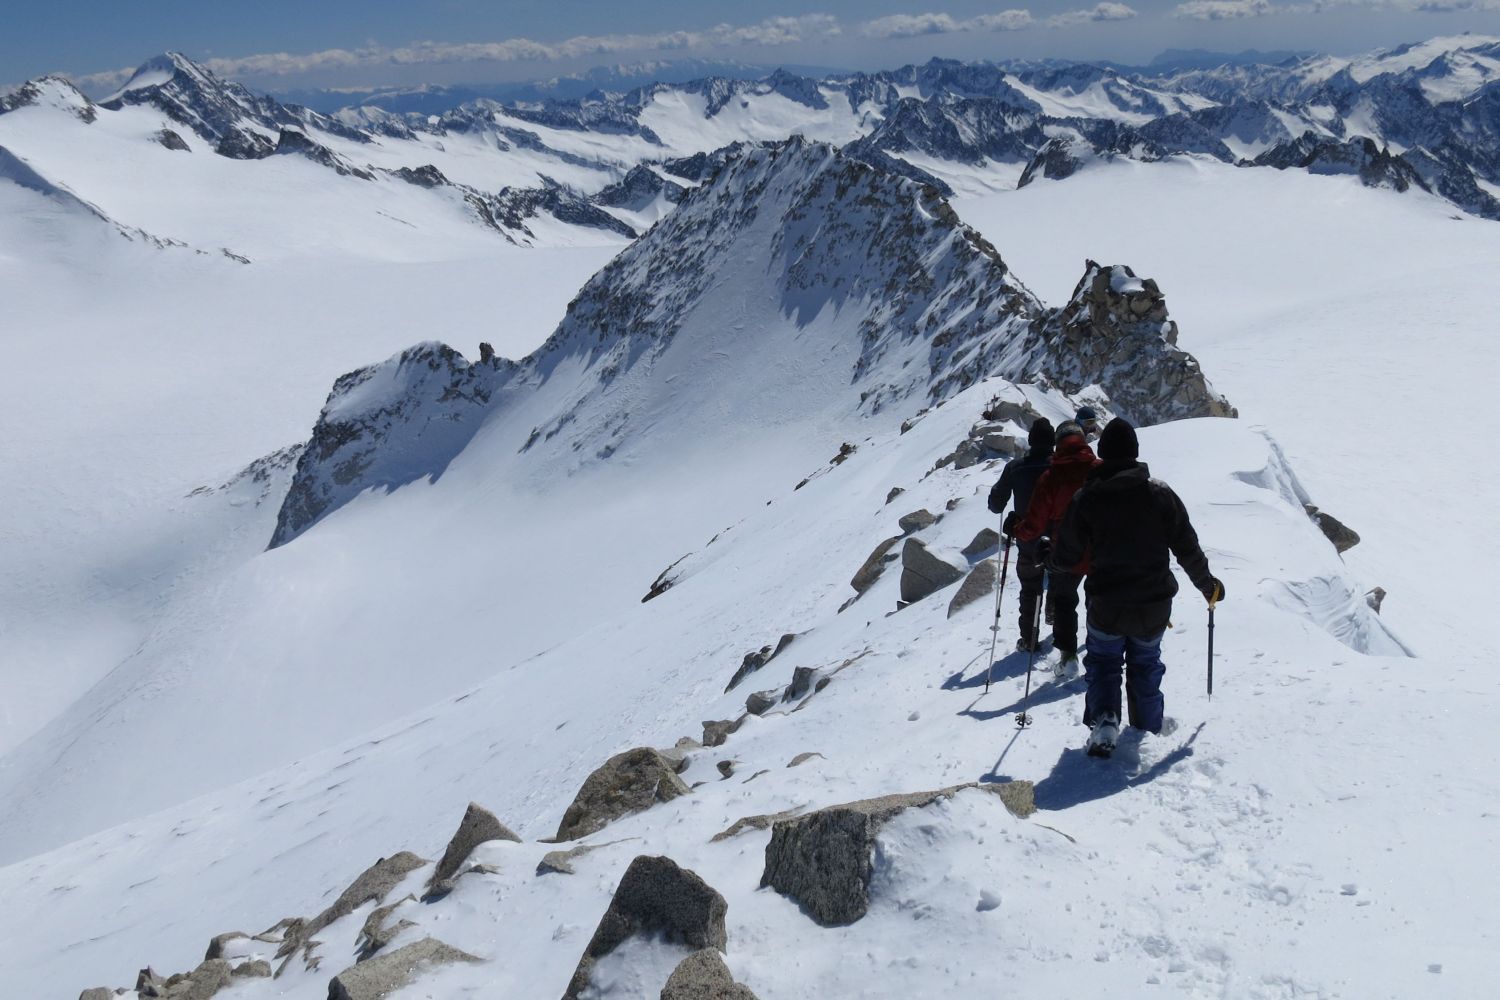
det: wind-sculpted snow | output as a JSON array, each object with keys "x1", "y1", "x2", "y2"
[{"x1": 271, "y1": 140, "x2": 1229, "y2": 548}]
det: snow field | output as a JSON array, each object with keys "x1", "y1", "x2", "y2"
[{"x1": 4, "y1": 377, "x2": 1492, "y2": 998}]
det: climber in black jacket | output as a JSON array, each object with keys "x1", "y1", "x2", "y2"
[
  {"x1": 987, "y1": 417, "x2": 1053, "y2": 651},
  {"x1": 1051, "y1": 418, "x2": 1224, "y2": 755}
]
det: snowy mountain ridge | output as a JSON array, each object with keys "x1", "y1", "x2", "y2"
[{"x1": 268, "y1": 138, "x2": 1230, "y2": 548}]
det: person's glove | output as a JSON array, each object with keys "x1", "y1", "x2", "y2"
[
  {"x1": 1002, "y1": 511, "x2": 1019, "y2": 537},
  {"x1": 1203, "y1": 576, "x2": 1225, "y2": 603},
  {"x1": 1035, "y1": 536, "x2": 1052, "y2": 565}
]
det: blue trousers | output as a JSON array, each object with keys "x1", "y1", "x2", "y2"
[{"x1": 1082, "y1": 623, "x2": 1167, "y2": 734}]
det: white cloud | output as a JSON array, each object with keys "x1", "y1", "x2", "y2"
[
  {"x1": 72, "y1": 15, "x2": 843, "y2": 88},
  {"x1": 1045, "y1": 3, "x2": 1140, "y2": 27},
  {"x1": 858, "y1": 10, "x2": 1034, "y2": 39},
  {"x1": 1173, "y1": 0, "x2": 1277, "y2": 19}
]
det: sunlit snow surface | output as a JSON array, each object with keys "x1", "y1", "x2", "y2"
[{"x1": 1, "y1": 151, "x2": 1497, "y2": 998}]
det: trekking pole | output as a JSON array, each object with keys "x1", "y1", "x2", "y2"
[
  {"x1": 984, "y1": 531, "x2": 1012, "y2": 694},
  {"x1": 1016, "y1": 582, "x2": 1044, "y2": 729},
  {"x1": 1206, "y1": 583, "x2": 1220, "y2": 699}
]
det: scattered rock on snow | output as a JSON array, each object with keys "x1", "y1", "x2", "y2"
[
  {"x1": 724, "y1": 633, "x2": 797, "y2": 692},
  {"x1": 537, "y1": 839, "x2": 626, "y2": 876},
  {"x1": 717, "y1": 760, "x2": 736, "y2": 779},
  {"x1": 899, "y1": 538, "x2": 966, "y2": 604},
  {"x1": 554, "y1": 748, "x2": 692, "y2": 841},
  {"x1": 161, "y1": 959, "x2": 231, "y2": 1000},
  {"x1": 78, "y1": 990, "x2": 113, "y2": 1000},
  {"x1": 710, "y1": 809, "x2": 802, "y2": 843},
  {"x1": 561, "y1": 855, "x2": 729, "y2": 1000},
  {"x1": 1305, "y1": 504, "x2": 1361, "y2": 553},
  {"x1": 231, "y1": 960, "x2": 271, "y2": 979},
  {"x1": 787, "y1": 752, "x2": 824, "y2": 768},
  {"x1": 884, "y1": 486, "x2": 905, "y2": 505},
  {"x1": 947, "y1": 558, "x2": 998, "y2": 618},
  {"x1": 280, "y1": 851, "x2": 427, "y2": 957},
  {"x1": 1366, "y1": 586, "x2": 1387, "y2": 613},
  {"x1": 745, "y1": 690, "x2": 779, "y2": 716},
  {"x1": 700, "y1": 718, "x2": 743, "y2": 748},
  {"x1": 327, "y1": 938, "x2": 479, "y2": 1000},
  {"x1": 898, "y1": 509, "x2": 938, "y2": 534},
  {"x1": 849, "y1": 536, "x2": 901, "y2": 596},
  {"x1": 661, "y1": 948, "x2": 761, "y2": 1000},
  {"x1": 760, "y1": 781, "x2": 1035, "y2": 925},
  {"x1": 356, "y1": 900, "x2": 416, "y2": 960}
]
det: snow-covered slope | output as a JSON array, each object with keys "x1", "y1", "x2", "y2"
[{"x1": 4, "y1": 40, "x2": 1499, "y2": 1000}]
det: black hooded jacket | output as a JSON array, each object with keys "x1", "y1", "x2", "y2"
[
  {"x1": 1053, "y1": 459, "x2": 1214, "y2": 637},
  {"x1": 987, "y1": 448, "x2": 1050, "y2": 517}
]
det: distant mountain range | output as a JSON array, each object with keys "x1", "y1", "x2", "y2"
[{"x1": 4, "y1": 33, "x2": 1500, "y2": 257}]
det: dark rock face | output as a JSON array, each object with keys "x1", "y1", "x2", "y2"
[
  {"x1": 761, "y1": 782, "x2": 1034, "y2": 926},
  {"x1": 1255, "y1": 132, "x2": 1427, "y2": 194},
  {"x1": 562, "y1": 855, "x2": 729, "y2": 1000},
  {"x1": 661, "y1": 949, "x2": 760, "y2": 1000},
  {"x1": 468, "y1": 178, "x2": 639, "y2": 242},
  {"x1": 203, "y1": 931, "x2": 247, "y2": 961},
  {"x1": 428, "y1": 802, "x2": 522, "y2": 892},
  {"x1": 1305, "y1": 504, "x2": 1360, "y2": 552},
  {"x1": 725, "y1": 633, "x2": 796, "y2": 692},
  {"x1": 554, "y1": 748, "x2": 691, "y2": 841},
  {"x1": 155, "y1": 128, "x2": 190, "y2": 151},
  {"x1": 327, "y1": 938, "x2": 480, "y2": 1000},
  {"x1": 391, "y1": 163, "x2": 450, "y2": 187},
  {"x1": 594, "y1": 163, "x2": 688, "y2": 210},
  {"x1": 272, "y1": 129, "x2": 375, "y2": 179},
  {"x1": 899, "y1": 538, "x2": 966, "y2": 604}
]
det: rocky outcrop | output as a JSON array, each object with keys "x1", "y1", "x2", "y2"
[
  {"x1": 276, "y1": 851, "x2": 427, "y2": 965},
  {"x1": 554, "y1": 748, "x2": 691, "y2": 841},
  {"x1": 1033, "y1": 261, "x2": 1236, "y2": 424},
  {"x1": 760, "y1": 781, "x2": 1035, "y2": 926},
  {"x1": 327, "y1": 938, "x2": 480, "y2": 1000},
  {"x1": 1305, "y1": 504, "x2": 1360, "y2": 553},
  {"x1": 947, "y1": 558, "x2": 998, "y2": 618},
  {"x1": 562, "y1": 855, "x2": 729, "y2": 1000},
  {"x1": 661, "y1": 949, "x2": 760, "y2": 1000},
  {"x1": 78, "y1": 990, "x2": 112, "y2": 1000},
  {"x1": 269, "y1": 343, "x2": 515, "y2": 548},
  {"x1": 899, "y1": 538, "x2": 966, "y2": 604},
  {"x1": 428, "y1": 802, "x2": 521, "y2": 893}
]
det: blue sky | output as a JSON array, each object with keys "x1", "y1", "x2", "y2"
[{"x1": 6, "y1": 1, "x2": 1500, "y2": 91}]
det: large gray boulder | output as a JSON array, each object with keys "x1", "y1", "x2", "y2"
[
  {"x1": 563, "y1": 855, "x2": 729, "y2": 1000},
  {"x1": 327, "y1": 938, "x2": 480, "y2": 1000},
  {"x1": 660, "y1": 949, "x2": 760, "y2": 1000},
  {"x1": 899, "y1": 538, "x2": 966, "y2": 604},
  {"x1": 428, "y1": 802, "x2": 521, "y2": 892},
  {"x1": 554, "y1": 748, "x2": 691, "y2": 841},
  {"x1": 947, "y1": 558, "x2": 998, "y2": 618},
  {"x1": 761, "y1": 782, "x2": 1035, "y2": 926}
]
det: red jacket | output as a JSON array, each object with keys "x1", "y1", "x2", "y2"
[{"x1": 1016, "y1": 436, "x2": 1100, "y2": 547}]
